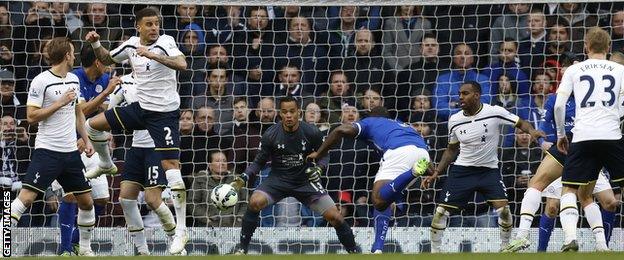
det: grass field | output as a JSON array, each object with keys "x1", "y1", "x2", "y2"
[{"x1": 25, "y1": 252, "x2": 624, "y2": 260}]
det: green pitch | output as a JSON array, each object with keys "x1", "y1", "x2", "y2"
[{"x1": 27, "y1": 252, "x2": 624, "y2": 260}]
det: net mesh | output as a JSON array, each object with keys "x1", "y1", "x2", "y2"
[{"x1": 1, "y1": 1, "x2": 623, "y2": 255}]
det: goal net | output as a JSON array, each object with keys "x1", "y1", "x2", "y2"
[{"x1": 2, "y1": 0, "x2": 623, "y2": 256}]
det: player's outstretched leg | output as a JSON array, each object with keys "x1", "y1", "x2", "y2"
[
  {"x1": 75, "y1": 192, "x2": 96, "y2": 256},
  {"x1": 58, "y1": 199, "x2": 78, "y2": 255},
  {"x1": 371, "y1": 206, "x2": 392, "y2": 253},
  {"x1": 235, "y1": 191, "x2": 271, "y2": 255},
  {"x1": 430, "y1": 206, "x2": 449, "y2": 253},
  {"x1": 84, "y1": 119, "x2": 116, "y2": 178},
  {"x1": 376, "y1": 158, "x2": 429, "y2": 210}
]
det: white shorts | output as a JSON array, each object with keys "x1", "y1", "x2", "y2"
[
  {"x1": 374, "y1": 145, "x2": 430, "y2": 182},
  {"x1": 543, "y1": 171, "x2": 612, "y2": 199},
  {"x1": 51, "y1": 153, "x2": 110, "y2": 200}
]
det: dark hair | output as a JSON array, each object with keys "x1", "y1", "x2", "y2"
[
  {"x1": 462, "y1": 81, "x2": 482, "y2": 94},
  {"x1": 80, "y1": 45, "x2": 97, "y2": 67},
  {"x1": 502, "y1": 37, "x2": 518, "y2": 48},
  {"x1": 422, "y1": 32, "x2": 437, "y2": 41},
  {"x1": 233, "y1": 97, "x2": 247, "y2": 106},
  {"x1": 279, "y1": 96, "x2": 299, "y2": 109},
  {"x1": 136, "y1": 7, "x2": 160, "y2": 23},
  {"x1": 368, "y1": 106, "x2": 390, "y2": 118},
  {"x1": 47, "y1": 37, "x2": 73, "y2": 66}
]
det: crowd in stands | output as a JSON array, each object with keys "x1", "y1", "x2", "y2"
[{"x1": 1, "y1": 2, "x2": 623, "y2": 229}]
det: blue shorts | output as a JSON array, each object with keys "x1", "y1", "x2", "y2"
[
  {"x1": 437, "y1": 165, "x2": 508, "y2": 210},
  {"x1": 105, "y1": 102, "x2": 180, "y2": 159},
  {"x1": 562, "y1": 138, "x2": 624, "y2": 185},
  {"x1": 23, "y1": 149, "x2": 91, "y2": 195},
  {"x1": 121, "y1": 147, "x2": 167, "y2": 190}
]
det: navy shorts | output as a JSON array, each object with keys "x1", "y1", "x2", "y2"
[
  {"x1": 546, "y1": 144, "x2": 566, "y2": 166},
  {"x1": 437, "y1": 165, "x2": 508, "y2": 210},
  {"x1": 23, "y1": 149, "x2": 91, "y2": 195},
  {"x1": 121, "y1": 147, "x2": 167, "y2": 190},
  {"x1": 256, "y1": 177, "x2": 329, "y2": 206},
  {"x1": 105, "y1": 102, "x2": 180, "y2": 159},
  {"x1": 562, "y1": 138, "x2": 624, "y2": 185}
]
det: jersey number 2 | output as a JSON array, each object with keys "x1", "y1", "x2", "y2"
[{"x1": 580, "y1": 75, "x2": 615, "y2": 108}]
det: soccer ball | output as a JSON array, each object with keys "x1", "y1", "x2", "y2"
[{"x1": 210, "y1": 184, "x2": 238, "y2": 210}]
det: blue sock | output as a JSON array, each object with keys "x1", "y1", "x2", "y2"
[
  {"x1": 371, "y1": 207, "x2": 392, "y2": 253},
  {"x1": 537, "y1": 214, "x2": 555, "y2": 252},
  {"x1": 58, "y1": 201, "x2": 77, "y2": 253},
  {"x1": 601, "y1": 208, "x2": 615, "y2": 244},
  {"x1": 379, "y1": 170, "x2": 415, "y2": 204}
]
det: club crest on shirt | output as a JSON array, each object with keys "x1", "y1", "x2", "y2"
[{"x1": 95, "y1": 84, "x2": 103, "y2": 93}]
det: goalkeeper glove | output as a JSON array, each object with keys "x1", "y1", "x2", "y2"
[
  {"x1": 305, "y1": 165, "x2": 323, "y2": 183},
  {"x1": 230, "y1": 173, "x2": 248, "y2": 191}
]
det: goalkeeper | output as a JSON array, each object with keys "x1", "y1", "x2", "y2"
[
  {"x1": 231, "y1": 97, "x2": 359, "y2": 254},
  {"x1": 308, "y1": 106, "x2": 431, "y2": 254}
]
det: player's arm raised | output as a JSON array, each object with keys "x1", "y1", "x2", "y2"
[
  {"x1": 136, "y1": 46, "x2": 187, "y2": 71},
  {"x1": 307, "y1": 123, "x2": 358, "y2": 160},
  {"x1": 85, "y1": 31, "x2": 117, "y2": 66},
  {"x1": 81, "y1": 75, "x2": 122, "y2": 116}
]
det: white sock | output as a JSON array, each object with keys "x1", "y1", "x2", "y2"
[
  {"x1": 430, "y1": 207, "x2": 449, "y2": 249},
  {"x1": 154, "y1": 202, "x2": 176, "y2": 236},
  {"x1": 120, "y1": 198, "x2": 148, "y2": 253},
  {"x1": 559, "y1": 193, "x2": 579, "y2": 244},
  {"x1": 497, "y1": 206, "x2": 513, "y2": 244},
  {"x1": 584, "y1": 203, "x2": 607, "y2": 248},
  {"x1": 77, "y1": 208, "x2": 96, "y2": 251},
  {"x1": 166, "y1": 169, "x2": 186, "y2": 234},
  {"x1": 86, "y1": 120, "x2": 113, "y2": 169},
  {"x1": 10, "y1": 198, "x2": 27, "y2": 226},
  {"x1": 516, "y1": 187, "x2": 542, "y2": 239}
]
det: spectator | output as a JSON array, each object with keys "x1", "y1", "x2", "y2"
[
  {"x1": 543, "y1": 18, "x2": 572, "y2": 66},
  {"x1": 325, "y1": 6, "x2": 376, "y2": 70},
  {"x1": 71, "y1": 3, "x2": 121, "y2": 56},
  {"x1": 26, "y1": 34, "x2": 52, "y2": 82},
  {"x1": 382, "y1": 6, "x2": 432, "y2": 72},
  {"x1": 188, "y1": 106, "x2": 231, "y2": 173},
  {"x1": 204, "y1": 6, "x2": 246, "y2": 46},
  {"x1": 206, "y1": 45, "x2": 230, "y2": 70},
  {"x1": 324, "y1": 6, "x2": 381, "y2": 31},
  {"x1": 231, "y1": 6, "x2": 276, "y2": 84},
  {"x1": 483, "y1": 39, "x2": 531, "y2": 97},
  {"x1": 267, "y1": 64, "x2": 305, "y2": 101},
  {"x1": 555, "y1": 3, "x2": 598, "y2": 54},
  {"x1": 227, "y1": 98, "x2": 261, "y2": 174},
  {"x1": 341, "y1": 28, "x2": 386, "y2": 94},
  {"x1": 24, "y1": 2, "x2": 67, "y2": 41},
  {"x1": 358, "y1": 88, "x2": 383, "y2": 111},
  {"x1": 531, "y1": 73, "x2": 552, "y2": 112},
  {"x1": 0, "y1": 70, "x2": 25, "y2": 121},
  {"x1": 179, "y1": 110, "x2": 195, "y2": 175},
  {"x1": 0, "y1": 115, "x2": 29, "y2": 196},
  {"x1": 409, "y1": 87, "x2": 436, "y2": 125},
  {"x1": 491, "y1": 74, "x2": 520, "y2": 110},
  {"x1": 253, "y1": 97, "x2": 277, "y2": 134},
  {"x1": 304, "y1": 101, "x2": 330, "y2": 134},
  {"x1": 404, "y1": 32, "x2": 451, "y2": 94},
  {"x1": 411, "y1": 120, "x2": 441, "y2": 163},
  {"x1": 500, "y1": 129, "x2": 542, "y2": 220},
  {"x1": 0, "y1": 3, "x2": 27, "y2": 92},
  {"x1": 489, "y1": 4, "x2": 531, "y2": 62},
  {"x1": 518, "y1": 9, "x2": 548, "y2": 76},
  {"x1": 50, "y1": 2, "x2": 83, "y2": 34},
  {"x1": 190, "y1": 67, "x2": 235, "y2": 134},
  {"x1": 318, "y1": 71, "x2": 356, "y2": 125},
  {"x1": 274, "y1": 16, "x2": 329, "y2": 93},
  {"x1": 188, "y1": 151, "x2": 247, "y2": 227},
  {"x1": 610, "y1": 10, "x2": 624, "y2": 53},
  {"x1": 178, "y1": 23, "x2": 208, "y2": 105},
  {"x1": 163, "y1": 4, "x2": 201, "y2": 39},
  {"x1": 434, "y1": 44, "x2": 491, "y2": 121}
]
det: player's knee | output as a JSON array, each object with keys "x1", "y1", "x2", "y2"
[
  {"x1": 248, "y1": 195, "x2": 267, "y2": 212},
  {"x1": 93, "y1": 198, "x2": 108, "y2": 207},
  {"x1": 17, "y1": 190, "x2": 37, "y2": 207},
  {"x1": 85, "y1": 119, "x2": 108, "y2": 140},
  {"x1": 601, "y1": 198, "x2": 619, "y2": 212},
  {"x1": 545, "y1": 202, "x2": 559, "y2": 218},
  {"x1": 324, "y1": 209, "x2": 345, "y2": 227},
  {"x1": 161, "y1": 159, "x2": 180, "y2": 171},
  {"x1": 144, "y1": 192, "x2": 163, "y2": 210},
  {"x1": 497, "y1": 205, "x2": 513, "y2": 228},
  {"x1": 75, "y1": 194, "x2": 94, "y2": 210},
  {"x1": 371, "y1": 194, "x2": 388, "y2": 211}
]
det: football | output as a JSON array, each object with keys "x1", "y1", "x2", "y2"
[{"x1": 210, "y1": 184, "x2": 239, "y2": 210}]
